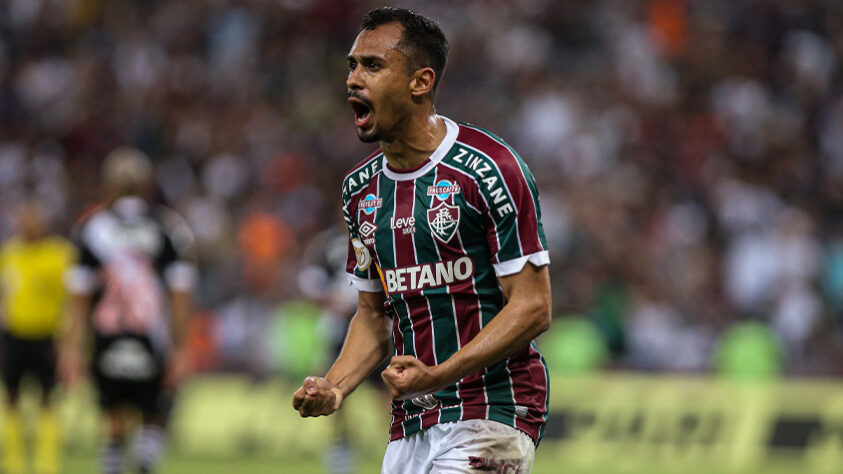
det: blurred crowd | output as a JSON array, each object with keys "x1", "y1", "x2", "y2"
[{"x1": 1, "y1": 0, "x2": 842, "y2": 377}]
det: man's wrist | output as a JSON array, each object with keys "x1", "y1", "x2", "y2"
[
  {"x1": 324, "y1": 375, "x2": 348, "y2": 397},
  {"x1": 431, "y1": 359, "x2": 460, "y2": 389}
]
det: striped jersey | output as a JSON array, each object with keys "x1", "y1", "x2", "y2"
[
  {"x1": 68, "y1": 196, "x2": 197, "y2": 354},
  {"x1": 342, "y1": 117, "x2": 550, "y2": 444}
]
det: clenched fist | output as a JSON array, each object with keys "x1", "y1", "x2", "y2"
[
  {"x1": 381, "y1": 356, "x2": 446, "y2": 400},
  {"x1": 292, "y1": 376, "x2": 344, "y2": 417}
]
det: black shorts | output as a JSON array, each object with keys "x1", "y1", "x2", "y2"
[
  {"x1": 1, "y1": 332, "x2": 57, "y2": 393},
  {"x1": 92, "y1": 333, "x2": 171, "y2": 417}
]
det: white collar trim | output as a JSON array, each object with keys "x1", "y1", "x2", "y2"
[{"x1": 382, "y1": 116, "x2": 458, "y2": 181}]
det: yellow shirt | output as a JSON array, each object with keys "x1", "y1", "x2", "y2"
[{"x1": 0, "y1": 235, "x2": 76, "y2": 339}]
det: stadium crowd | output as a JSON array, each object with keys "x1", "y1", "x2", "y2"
[{"x1": 1, "y1": 0, "x2": 842, "y2": 377}]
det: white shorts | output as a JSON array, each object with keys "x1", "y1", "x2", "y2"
[{"x1": 381, "y1": 419, "x2": 536, "y2": 474}]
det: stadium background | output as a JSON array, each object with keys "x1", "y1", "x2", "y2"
[{"x1": 2, "y1": 0, "x2": 843, "y2": 472}]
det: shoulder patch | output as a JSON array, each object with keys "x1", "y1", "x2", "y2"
[
  {"x1": 351, "y1": 238, "x2": 372, "y2": 271},
  {"x1": 343, "y1": 153, "x2": 383, "y2": 197}
]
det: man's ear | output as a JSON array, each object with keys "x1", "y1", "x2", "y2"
[{"x1": 410, "y1": 67, "x2": 436, "y2": 98}]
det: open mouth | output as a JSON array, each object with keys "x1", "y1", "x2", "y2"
[{"x1": 349, "y1": 97, "x2": 373, "y2": 128}]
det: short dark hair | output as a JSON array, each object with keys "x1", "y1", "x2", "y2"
[{"x1": 361, "y1": 7, "x2": 449, "y2": 96}]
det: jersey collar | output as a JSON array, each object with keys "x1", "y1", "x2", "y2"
[{"x1": 382, "y1": 116, "x2": 458, "y2": 181}]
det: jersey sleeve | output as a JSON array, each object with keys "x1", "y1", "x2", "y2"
[
  {"x1": 343, "y1": 190, "x2": 383, "y2": 293},
  {"x1": 481, "y1": 150, "x2": 549, "y2": 277}
]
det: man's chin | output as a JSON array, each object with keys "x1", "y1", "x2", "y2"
[{"x1": 357, "y1": 128, "x2": 380, "y2": 143}]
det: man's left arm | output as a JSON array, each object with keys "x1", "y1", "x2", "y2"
[
  {"x1": 381, "y1": 262, "x2": 551, "y2": 400},
  {"x1": 160, "y1": 210, "x2": 199, "y2": 389},
  {"x1": 164, "y1": 288, "x2": 192, "y2": 389}
]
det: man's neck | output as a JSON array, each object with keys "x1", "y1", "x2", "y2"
[{"x1": 380, "y1": 113, "x2": 447, "y2": 170}]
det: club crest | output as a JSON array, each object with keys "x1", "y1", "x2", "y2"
[
  {"x1": 428, "y1": 202, "x2": 460, "y2": 243},
  {"x1": 410, "y1": 394, "x2": 441, "y2": 410}
]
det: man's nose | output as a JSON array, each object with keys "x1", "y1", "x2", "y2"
[{"x1": 347, "y1": 67, "x2": 363, "y2": 90}]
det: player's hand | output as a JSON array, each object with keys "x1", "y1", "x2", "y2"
[
  {"x1": 164, "y1": 347, "x2": 193, "y2": 390},
  {"x1": 381, "y1": 356, "x2": 446, "y2": 400},
  {"x1": 292, "y1": 376, "x2": 344, "y2": 417}
]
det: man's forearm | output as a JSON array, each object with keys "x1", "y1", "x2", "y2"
[
  {"x1": 432, "y1": 265, "x2": 551, "y2": 389},
  {"x1": 434, "y1": 298, "x2": 549, "y2": 388},
  {"x1": 325, "y1": 307, "x2": 392, "y2": 397},
  {"x1": 62, "y1": 294, "x2": 90, "y2": 354},
  {"x1": 169, "y1": 290, "x2": 192, "y2": 350}
]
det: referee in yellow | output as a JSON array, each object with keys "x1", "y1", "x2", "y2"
[{"x1": 1, "y1": 197, "x2": 75, "y2": 474}]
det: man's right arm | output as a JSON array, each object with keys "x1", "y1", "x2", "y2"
[
  {"x1": 58, "y1": 292, "x2": 90, "y2": 386},
  {"x1": 59, "y1": 233, "x2": 101, "y2": 387},
  {"x1": 292, "y1": 289, "x2": 390, "y2": 417}
]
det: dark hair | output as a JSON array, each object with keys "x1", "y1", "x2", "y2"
[{"x1": 361, "y1": 7, "x2": 449, "y2": 96}]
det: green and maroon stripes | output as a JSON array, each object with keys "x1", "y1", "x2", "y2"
[
  {"x1": 391, "y1": 179, "x2": 434, "y2": 364},
  {"x1": 398, "y1": 178, "x2": 441, "y2": 432},
  {"x1": 369, "y1": 176, "x2": 413, "y2": 441},
  {"x1": 345, "y1": 120, "x2": 550, "y2": 445},
  {"x1": 462, "y1": 126, "x2": 548, "y2": 252},
  {"x1": 428, "y1": 165, "x2": 488, "y2": 422},
  {"x1": 456, "y1": 125, "x2": 547, "y2": 264},
  {"x1": 456, "y1": 124, "x2": 549, "y2": 442},
  {"x1": 421, "y1": 167, "x2": 469, "y2": 425}
]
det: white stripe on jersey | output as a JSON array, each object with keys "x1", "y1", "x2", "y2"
[
  {"x1": 493, "y1": 251, "x2": 550, "y2": 277},
  {"x1": 391, "y1": 179, "x2": 413, "y2": 439},
  {"x1": 430, "y1": 166, "x2": 460, "y2": 426}
]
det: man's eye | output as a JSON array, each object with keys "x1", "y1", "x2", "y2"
[
  {"x1": 367, "y1": 63, "x2": 381, "y2": 71},
  {"x1": 349, "y1": 62, "x2": 357, "y2": 70}
]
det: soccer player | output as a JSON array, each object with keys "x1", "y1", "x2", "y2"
[
  {"x1": 59, "y1": 147, "x2": 197, "y2": 474},
  {"x1": 292, "y1": 7, "x2": 551, "y2": 473},
  {"x1": 1, "y1": 197, "x2": 75, "y2": 474}
]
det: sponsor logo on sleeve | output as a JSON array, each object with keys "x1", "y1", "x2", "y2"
[
  {"x1": 351, "y1": 238, "x2": 372, "y2": 272},
  {"x1": 428, "y1": 202, "x2": 460, "y2": 243},
  {"x1": 359, "y1": 221, "x2": 377, "y2": 245},
  {"x1": 359, "y1": 194, "x2": 382, "y2": 216}
]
